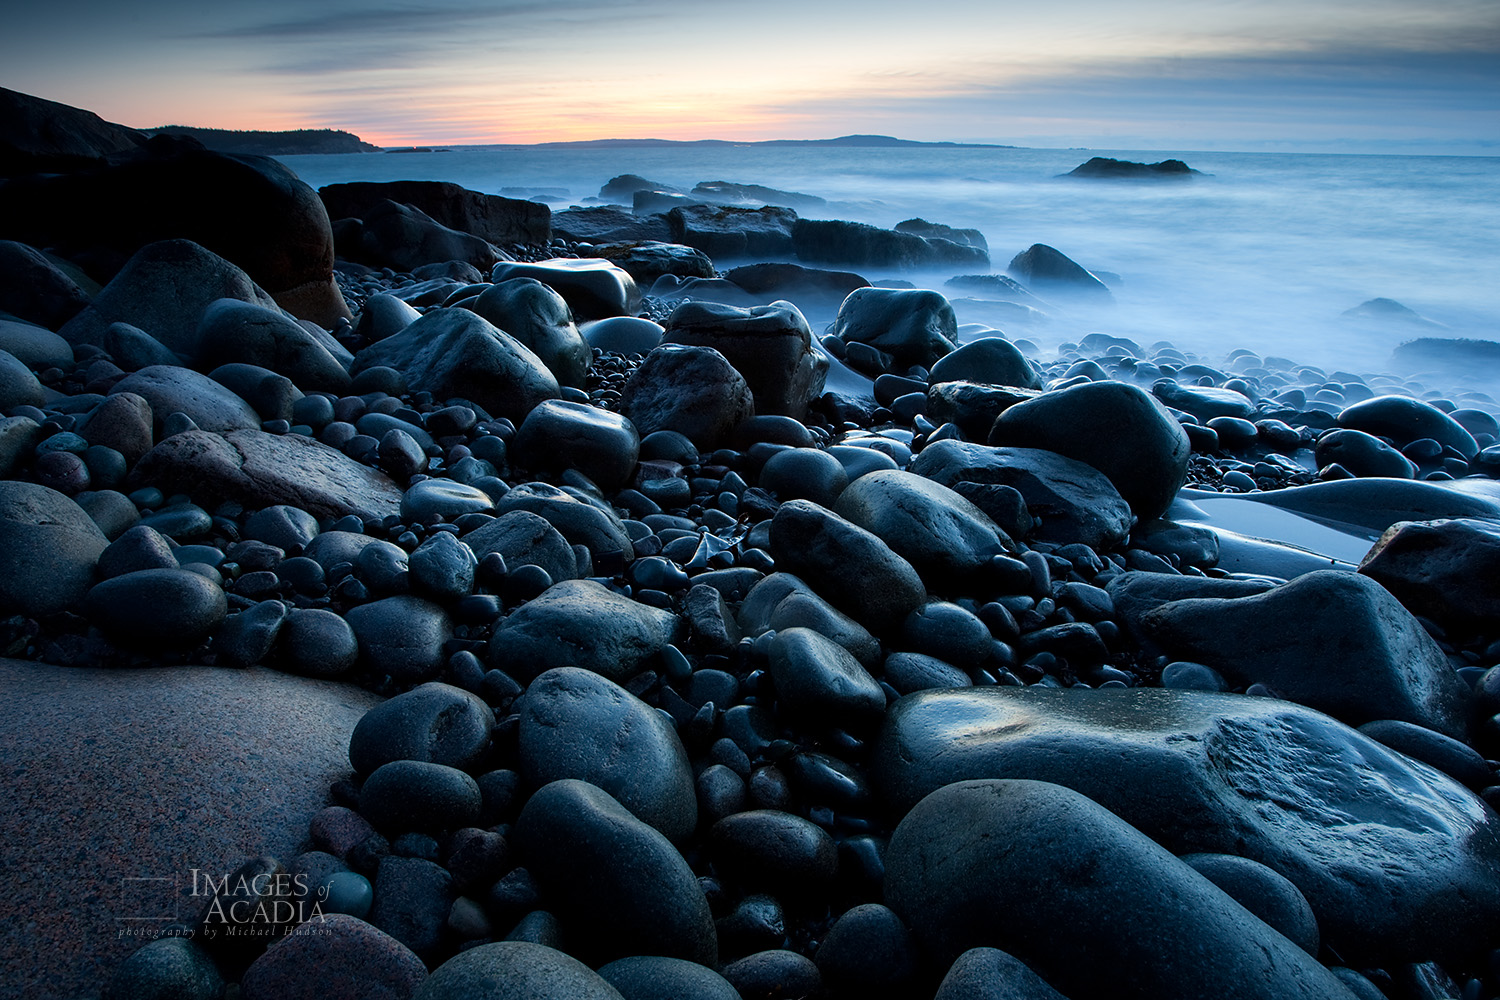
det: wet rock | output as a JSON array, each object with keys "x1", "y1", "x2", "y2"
[
  {"x1": 581, "y1": 316, "x2": 664, "y2": 354},
  {"x1": 1338, "y1": 394, "x2": 1479, "y2": 459},
  {"x1": 343, "y1": 199, "x2": 504, "y2": 273},
  {"x1": 462, "y1": 510, "x2": 578, "y2": 585},
  {"x1": 710, "y1": 809, "x2": 838, "y2": 897},
  {"x1": 489, "y1": 579, "x2": 681, "y2": 682},
  {"x1": 416, "y1": 941, "x2": 624, "y2": 1000},
  {"x1": 1357, "y1": 517, "x2": 1500, "y2": 629},
  {"x1": 110, "y1": 365, "x2": 260, "y2": 433},
  {"x1": 511, "y1": 399, "x2": 639, "y2": 492},
  {"x1": 885, "y1": 778, "x2": 1359, "y2": 999},
  {"x1": 356, "y1": 292, "x2": 422, "y2": 342},
  {"x1": 667, "y1": 204, "x2": 797, "y2": 259},
  {"x1": 491, "y1": 259, "x2": 638, "y2": 321},
  {"x1": 348, "y1": 681, "x2": 493, "y2": 777},
  {"x1": 554, "y1": 206, "x2": 671, "y2": 244},
  {"x1": 895, "y1": 218, "x2": 988, "y2": 250},
  {"x1": 322, "y1": 180, "x2": 548, "y2": 246},
  {"x1": 1314, "y1": 428, "x2": 1416, "y2": 478},
  {"x1": 470, "y1": 278, "x2": 591, "y2": 388},
  {"x1": 912, "y1": 441, "x2": 1133, "y2": 550},
  {"x1": 1357, "y1": 719, "x2": 1495, "y2": 791},
  {"x1": 593, "y1": 241, "x2": 715, "y2": 285},
  {"x1": 759, "y1": 447, "x2": 849, "y2": 507},
  {"x1": 515, "y1": 779, "x2": 717, "y2": 966},
  {"x1": 742, "y1": 575, "x2": 880, "y2": 666},
  {"x1": 793, "y1": 218, "x2": 987, "y2": 269},
  {"x1": 767, "y1": 626, "x2": 886, "y2": 731},
  {"x1": 494, "y1": 482, "x2": 633, "y2": 563},
  {"x1": 719, "y1": 950, "x2": 823, "y2": 1000},
  {"x1": 833, "y1": 469, "x2": 1012, "y2": 590},
  {"x1": 723, "y1": 261, "x2": 870, "y2": 304},
  {"x1": 369, "y1": 856, "x2": 453, "y2": 962},
  {"x1": 1180, "y1": 853, "x2": 1320, "y2": 955},
  {"x1": 831, "y1": 287, "x2": 957, "y2": 375},
  {"x1": 1141, "y1": 570, "x2": 1470, "y2": 738},
  {"x1": 352, "y1": 308, "x2": 559, "y2": 425},
  {"x1": 104, "y1": 937, "x2": 223, "y2": 1000},
  {"x1": 662, "y1": 300, "x2": 827, "y2": 419},
  {"x1": 769, "y1": 499, "x2": 927, "y2": 634},
  {"x1": 210, "y1": 363, "x2": 303, "y2": 424},
  {"x1": 130, "y1": 428, "x2": 403, "y2": 521},
  {"x1": 195, "y1": 297, "x2": 350, "y2": 393},
  {"x1": 929, "y1": 337, "x2": 1040, "y2": 390},
  {"x1": 1229, "y1": 476, "x2": 1500, "y2": 536},
  {"x1": 0, "y1": 481, "x2": 109, "y2": 617},
  {"x1": 619, "y1": 345, "x2": 755, "y2": 449},
  {"x1": 361, "y1": 760, "x2": 482, "y2": 834},
  {"x1": 1152, "y1": 379, "x2": 1254, "y2": 421},
  {"x1": 1007, "y1": 244, "x2": 1112, "y2": 299},
  {"x1": 407, "y1": 531, "x2": 477, "y2": 602},
  {"x1": 815, "y1": 903, "x2": 918, "y2": 999},
  {"x1": 875, "y1": 686, "x2": 1500, "y2": 966},
  {"x1": 988, "y1": 380, "x2": 1190, "y2": 521},
  {"x1": 518, "y1": 667, "x2": 697, "y2": 841}
]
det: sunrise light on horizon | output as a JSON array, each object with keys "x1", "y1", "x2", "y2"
[{"x1": 2, "y1": 0, "x2": 1497, "y2": 152}]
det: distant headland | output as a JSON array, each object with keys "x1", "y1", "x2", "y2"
[{"x1": 146, "y1": 125, "x2": 381, "y2": 156}]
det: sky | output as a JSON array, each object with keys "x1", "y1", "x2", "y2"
[{"x1": 2, "y1": 0, "x2": 1497, "y2": 152}]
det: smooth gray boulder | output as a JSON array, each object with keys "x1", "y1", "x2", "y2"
[
  {"x1": 351, "y1": 308, "x2": 559, "y2": 424},
  {"x1": 661, "y1": 299, "x2": 828, "y2": 420},
  {"x1": 517, "y1": 667, "x2": 697, "y2": 841},
  {"x1": 489, "y1": 579, "x2": 681, "y2": 682},
  {"x1": 1139, "y1": 570, "x2": 1470, "y2": 739},
  {"x1": 831, "y1": 287, "x2": 957, "y2": 376},
  {"x1": 1357, "y1": 517, "x2": 1500, "y2": 628},
  {"x1": 461, "y1": 509, "x2": 579, "y2": 585},
  {"x1": 885, "y1": 778, "x2": 1356, "y2": 999},
  {"x1": 110, "y1": 365, "x2": 260, "y2": 433},
  {"x1": 416, "y1": 941, "x2": 624, "y2": 1000},
  {"x1": 469, "y1": 278, "x2": 591, "y2": 388},
  {"x1": 0, "y1": 481, "x2": 109, "y2": 617},
  {"x1": 491, "y1": 258, "x2": 639, "y2": 321},
  {"x1": 928, "y1": 337, "x2": 1040, "y2": 389},
  {"x1": 194, "y1": 297, "x2": 351, "y2": 393},
  {"x1": 619, "y1": 344, "x2": 755, "y2": 449},
  {"x1": 875, "y1": 686, "x2": 1500, "y2": 966}
]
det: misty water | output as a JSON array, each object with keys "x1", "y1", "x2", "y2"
[{"x1": 278, "y1": 145, "x2": 1500, "y2": 380}]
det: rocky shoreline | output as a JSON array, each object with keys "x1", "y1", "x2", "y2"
[{"x1": 3, "y1": 87, "x2": 1500, "y2": 1000}]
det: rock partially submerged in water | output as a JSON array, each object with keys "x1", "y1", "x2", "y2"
[{"x1": 1062, "y1": 156, "x2": 1202, "y2": 180}]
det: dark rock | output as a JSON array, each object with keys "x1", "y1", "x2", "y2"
[
  {"x1": 1140, "y1": 570, "x2": 1470, "y2": 738},
  {"x1": 723, "y1": 262, "x2": 870, "y2": 304},
  {"x1": 1359, "y1": 517, "x2": 1500, "y2": 628},
  {"x1": 348, "y1": 681, "x2": 493, "y2": 777},
  {"x1": 1338, "y1": 394, "x2": 1478, "y2": 459},
  {"x1": 239, "y1": 913, "x2": 427, "y2": 1000},
  {"x1": 747, "y1": 576, "x2": 881, "y2": 666},
  {"x1": 518, "y1": 667, "x2": 697, "y2": 841},
  {"x1": 109, "y1": 365, "x2": 260, "y2": 433},
  {"x1": 767, "y1": 627, "x2": 886, "y2": 731},
  {"x1": 552, "y1": 206, "x2": 672, "y2": 244},
  {"x1": 361, "y1": 760, "x2": 482, "y2": 833},
  {"x1": 104, "y1": 322, "x2": 182, "y2": 372},
  {"x1": 794, "y1": 219, "x2": 988, "y2": 269},
  {"x1": 469, "y1": 278, "x2": 590, "y2": 388},
  {"x1": 831, "y1": 288, "x2": 957, "y2": 375},
  {"x1": 277, "y1": 607, "x2": 360, "y2": 677},
  {"x1": 911, "y1": 441, "x2": 1133, "y2": 550},
  {"x1": 351, "y1": 308, "x2": 559, "y2": 425},
  {"x1": 345, "y1": 595, "x2": 451, "y2": 684},
  {"x1": 884, "y1": 651, "x2": 973, "y2": 694},
  {"x1": 662, "y1": 300, "x2": 827, "y2": 419},
  {"x1": 933, "y1": 947, "x2": 1067, "y2": 1000},
  {"x1": 989, "y1": 380, "x2": 1190, "y2": 521},
  {"x1": 210, "y1": 364, "x2": 303, "y2": 424},
  {"x1": 0, "y1": 415, "x2": 43, "y2": 477},
  {"x1": 131, "y1": 428, "x2": 403, "y2": 520},
  {"x1": 924, "y1": 381, "x2": 1039, "y2": 440},
  {"x1": 2, "y1": 138, "x2": 349, "y2": 325},
  {"x1": 83, "y1": 568, "x2": 227, "y2": 648},
  {"x1": 462, "y1": 510, "x2": 577, "y2": 585},
  {"x1": 0, "y1": 317, "x2": 74, "y2": 371},
  {"x1": 491, "y1": 259, "x2": 638, "y2": 321},
  {"x1": 489, "y1": 579, "x2": 681, "y2": 682},
  {"x1": 769, "y1": 499, "x2": 927, "y2": 634},
  {"x1": 321, "y1": 180, "x2": 548, "y2": 245},
  {"x1": 593, "y1": 241, "x2": 716, "y2": 285},
  {"x1": 104, "y1": 937, "x2": 223, "y2": 1000},
  {"x1": 759, "y1": 447, "x2": 849, "y2": 507},
  {"x1": 1064, "y1": 156, "x2": 1200, "y2": 180},
  {"x1": 598, "y1": 955, "x2": 740, "y2": 1000},
  {"x1": 195, "y1": 297, "x2": 351, "y2": 393},
  {"x1": 1314, "y1": 428, "x2": 1417, "y2": 478},
  {"x1": 885, "y1": 778, "x2": 1360, "y2": 999},
  {"x1": 0, "y1": 482, "x2": 109, "y2": 616},
  {"x1": 833, "y1": 469, "x2": 1012, "y2": 590},
  {"x1": 1152, "y1": 379, "x2": 1254, "y2": 421},
  {"x1": 875, "y1": 686, "x2": 1500, "y2": 966},
  {"x1": 407, "y1": 531, "x2": 477, "y2": 602},
  {"x1": 1390, "y1": 337, "x2": 1500, "y2": 373},
  {"x1": 929, "y1": 337, "x2": 1040, "y2": 389},
  {"x1": 711, "y1": 809, "x2": 839, "y2": 896},
  {"x1": 895, "y1": 218, "x2": 988, "y2": 250},
  {"x1": 1357, "y1": 719, "x2": 1495, "y2": 790},
  {"x1": 416, "y1": 941, "x2": 624, "y2": 1000},
  {"x1": 511, "y1": 399, "x2": 639, "y2": 491},
  {"x1": 814, "y1": 903, "x2": 918, "y2": 998},
  {"x1": 96, "y1": 524, "x2": 177, "y2": 579},
  {"x1": 667, "y1": 204, "x2": 797, "y2": 259},
  {"x1": 0, "y1": 85, "x2": 145, "y2": 173},
  {"x1": 1007, "y1": 244, "x2": 1111, "y2": 299},
  {"x1": 719, "y1": 951, "x2": 823, "y2": 1000},
  {"x1": 494, "y1": 482, "x2": 633, "y2": 562},
  {"x1": 401, "y1": 479, "x2": 496, "y2": 524},
  {"x1": 369, "y1": 856, "x2": 453, "y2": 962},
  {"x1": 1179, "y1": 853, "x2": 1320, "y2": 955},
  {"x1": 620, "y1": 345, "x2": 755, "y2": 449},
  {"x1": 581, "y1": 316, "x2": 664, "y2": 354},
  {"x1": 356, "y1": 293, "x2": 422, "y2": 342},
  {"x1": 515, "y1": 779, "x2": 717, "y2": 966}
]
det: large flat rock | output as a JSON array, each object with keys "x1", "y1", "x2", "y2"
[
  {"x1": 874, "y1": 685, "x2": 1500, "y2": 967},
  {"x1": 0, "y1": 661, "x2": 381, "y2": 998}
]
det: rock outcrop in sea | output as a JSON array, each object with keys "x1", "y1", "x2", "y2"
[{"x1": 2, "y1": 86, "x2": 1500, "y2": 1000}]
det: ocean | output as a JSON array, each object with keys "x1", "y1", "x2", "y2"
[{"x1": 276, "y1": 144, "x2": 1500, "y2": 378}]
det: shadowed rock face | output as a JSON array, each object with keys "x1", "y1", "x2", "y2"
[
  {"x1": 0, "y1": 85, "x2": 146, "y2": 174},
  {"x1": 0, "y1": 661, "x2": 382, "y2": 998},
  {"x1": 874, "y1": 685, "x2": 1500, "y2": 967},
  {"x1": 1063, "y1": 156, "x2": 1201, "y2": 180}
]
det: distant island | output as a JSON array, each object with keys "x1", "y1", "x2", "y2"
[
  {"x1": 524, "y1": 134, "x2": 1012, "y2": 150},
  {"x1": 146, "y1": 125, "x2": 380, "y2": 156},
  {"x1": 1062, "y1": 156, "x2": 1203, "y2": 180}
]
